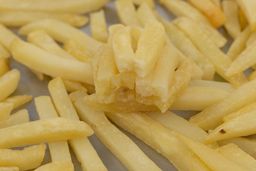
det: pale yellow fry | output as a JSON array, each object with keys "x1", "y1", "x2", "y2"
[
  {"x1": 189, "y1": 80, "x2": 234, "y2": 92},
  {"x1": 63, "y1": 80, "x2": 87, "y2": 93},
  {"x1": 0, "y1": 103, "x2": 12, "y2": 121},
  {"x1": 227, "y1": 27, "x2": 251, "y2": 60},
  {"x1": 90, "y1": 10, "x2": 108, "y2": 42},
  {"x1": 148, "y1": 111, "x2": 208, "y2": 142},
  {"x1": 227, "y1": 39, "x2": 256, "y2": 76},
  {"x1": 175, "y1": 17, "x2": 247, "y2": 86},
  {"x1": 164, "y1": 22, "x2": 215, "y2": 80},
  {"x1": 115, "y1": 0, "x2": 140, "y2": 26},
  {"x1": 132, "y1": 0, "x2": 154, "y2": 8},
  {"x1": 32, "y1": 70, "x2": 44, "y2": 81},
  {"x1": 190, "y1": 79, "x2": 256, "y2": 130},
  {"x1": 188, "y1": 0, "x2": 225, "y2": 28},
  {"x1": 0, "y1": 0, "x2": 108, "y2": 14},
  {"x1": 48, "y1": 78, "x2": 107, "y2": 171},
  {"x1": 0, "y1": 24, "x2": 18, "y2": 50},
  {"x1": 112, "y1": 26, "x2": 134, "y2": 72},
  {"x1": 11, "y1": 39, "x2": 93, "y2": 84},
  {"x1": 69, "y1": 90, "x2": 88, "y2": 103},
  {"x1": 219, "y1": 138, "x2": 256, "y2": 159},
  {"x1": 75, "y1": 99, "x2": 162, "y2": 171},
  {"x1": 222, "y1": 0, "x2": 241, "y2": 38},
  {"x1": 0, "y1": 144, "x2": 46, "y2": 171},
  {"x1": 249, "y1": 70, "x2": 256, "y2": 80},
  {"x1": 246, "y1": 32, "x2": 256, "y2": 47},
  {"x1": 27, "y1": 30, "x2": 74, "y2": 59},
  {"x1": 173, "y1": 85, "x2": 232, "y2": 111},
  {"x1": 134, "y1": 21, "x2": 165, "y2": 77},
  {"x1": 0, "y1": 59, "x2": 9, "y2": 77},
  {"x1": 19, "y1": 19, "x2": 103, "y2": 59},
  {"x1": 237, "y1": 0, "x2": 256, "y2": 29},
  {"x1": 218, "y1": 143, "x2": 256, "y2": 171},
  {"x1": 206, "y1": 109, "x2": 256, "y2": 142},
  {"x1": 35, "y1": 96, "x2": 72, "y2": 162},
  {"x1": 211, "y1": 0, "x2": 221, "y2": 6},
  {"x1": 4, "y1": 95, "x2": 32, "y2": 109},
  {"x1": 63, "y1": 40, "x2": 90, "y2": 62},
  {"x1": 34, "y1": 161, "x2": 74, "y2": 171},
  {"x1": 136, "y1": 3, "x2": 158, "y2": 26},
  {"x1": 0, "y1": 70, "x2": 20, "y2": 101},
  {"x1": 175, "y1": 134, "x2": 247, "y2": 171},
  {"x1": 0, "y1": 44, "x2": 10, "y2": 59},
  {"x1": 0, "y1": 109, "x2": 29, "y2": 128},
  {"x1": 0, "y1": 11, "x2": 88, "y2": 27},
  {"x1": 0, "y1": 167, "x2": 18, "y2": 171},
  {"x1": 0, "y1": 118, "x2": 93, "y2": 148},
  {"x1": 223, "y1": 102, "x2": 256, "y2": 121},
  {"x1": 107, "y1": 112, "x2": 210, "y2": 171}
]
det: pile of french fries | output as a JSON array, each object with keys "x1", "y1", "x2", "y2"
[{"x1": 1, "y1": 0, "x2": 256, "y2": 170}]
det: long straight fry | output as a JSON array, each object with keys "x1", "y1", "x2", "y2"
[{"x1": 35, "y1": 161, "x2": 74, "y2": 171}]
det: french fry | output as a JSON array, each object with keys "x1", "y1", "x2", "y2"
[
  {"x1": 111, "y1": 25, "x2": 135, "y2": 72},
  {"x1": 0, "y1": 11, "x2": 88, "y2": 27},
  {"x1": 132, "y1": 0, "x2": 154, "y2": 8},
  {"x1": 188, "y1": 0, "x2": 225, "y2": 28},
  {"x1": 48, "y1": 78, "x2": 107, "y2": 171},
  {"x1": 148, "y1": 111, "x2": 208, "y2": 142},
  {"x1": 136, "y1": 3, "x2": 158, "y2": 26},
  {"x1": 219, "y1": 138, "x2": 256, "y2": 159},
  {"x1": 35, "y1": 96, "x2": 72, "y2": 162},
  {"x1": 211, "y1": 0, "x2": 221, "y2": 7},
  {"x1": 189, "y1": 80, "x2": 234, "y2": 92},
  {"x1": 11, "y1": 39, "x2": 93, "y2": 84},
  {"x1": 0, "y1": 24, "x2": 18, "y2": 50},
  {"x1": 107, "y1": 112, "x2": 210, "y2": 171},
  {"x1": 74, "y1": 98, "x2": 161, "y2": 171},
  {"x1": 227, "y1": 27, "x2": 251, "y2": 60},
  {"x1": 69, "y1": 90, "x2": 88, "y2": 103},
  {"x1": 134, "y1": 21, "x2": 166, "y2": 77},
  {"x1": 175, "y1": 17, "x2": 247, "y2": 86},
  {"x1": 0, "y1": 118, "x2": 93, "y2": 148},
  {"x1": 222, "y1": 0, "x2": 241, "y2": 38},
  {"x1": 249, "y1": 70, "x2": 256, "y2": 80},
  {"x1": 175, "y1": 134, "x2": 247, "y2": 171},
  {"x1": 0, "y1": 144, "x2": 45, "y2": 170},
  {"x1": 19, "y1": 19, "x2": 103, "y2": 59},
  {"x1": 237, "y1": 0, "x2": 256, "y2": 29},
  {"x1": 0, "y1": 45, "x2": 10, "y2": 59},
  {"x1": 0, "y1": 109, "x2": 29, "y2": 128},
  {"x1": 164, "y1": 22, "x2": 215, "y2": 80},
  {"x1": 115, "y1": 0, "x2": 140, "y2": 26},
  {"x1": 227, "y1": 39, "x2": 256, "y2": 76},
  {"x1": 190, "y1": 79, "x2": 256, "y2": 130},
  {"x1": 34, "y1": 161, "x2": 74, "y2": 171},
  {"x1": 63, "y1": 80, "x2": 87, "y2": 93},
  {"x1": 3, "y1": 95, "x2": 32, "y2": 109},
  {"x1": 223, "y1": 102, "x2": 256, "y2": 121},
  {"x1": 63, "y1": 40, "x2": 90, "y2": 62},
  {"x1": 246, "y1": 32, "x2": 256, "y2": 47},
  {"x1": 0, "y1": 59, "x2": 9, "y2": 77},
  {"x1": 27, "y1": 30, "x2": 74, "y2": 59},
  {"x1": 206, "y1": 108, "x2": 256, "y2": 142},
  {"x1": 218, "y1": 143, "x2": 256, "y2": 171},
  {"x1": 0, "y1": 167, "x2": 18, "y2": 171},
  {"x1": 239, "y1": 9, "x2": 248, "y2": 29},
  {"x1": 0, "y1": 70, "x2": 20, "y2": 101},
  {"x1": 90, "y1": 10, "x2": 108, "y2": 42},
  {"x1": 173, "y1": 85, "x2": 233, "y2": 111},
  {"x1": 0, "y1": 103, "x2": 13, "y2": 121},
  {"x1": 0, "y1": 0, "x2": 108, "y2": 14}
]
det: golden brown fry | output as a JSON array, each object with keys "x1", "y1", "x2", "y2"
[
  {"x1": 0, "y1": 109, "x2": 29, "y2": 128},
  {"x1": 0, "y1": 0, "x2": 108, "y2": 14},
  {"x1": 0, "y1": 144, "x2": 46, "y2": 171},
  {"x1": 90, "y1": 10, "x2": 108, "y2": 42},
  {"x1": 0, "y1": 11, "x2": 88, "y2": 27},
  {"x1": 190, "y1": 79, "x2": 256, "y2": 130},
  {"x1": 11, "y1": 39, "x2": 93, "y2": 84},
  {"x1": 239, "y1": 8, "x2": 248, "y2": 29},
  {"x1": 0, "y1": 118, "x2": 93, "y2": 148},
  {"x1": 0, "y1": 69, "x2": 20, "y2": 101}
]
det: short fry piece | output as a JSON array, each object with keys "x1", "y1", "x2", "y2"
[
  {"x1": 63, "y1": 80, "x2": 87, "y2": 93},
  {"x1": 0, "y1": 109, "x2": 29, "y2": 128},
  {"x1": 190, "y1": 79, "x2": 256, "y2": 130},
  {"x1": 11, "y1": 39, "x2": 93, "y2": 84},
  {"x1": 0, "y1": 118, "x2": 93, "y2": 148},
  {"x1": 90, "y1": 10, "x2": 108, "y2": 42},
  {"x1": 107, "y1": 112, "x2": 210, "y2": 171},
  {"x1": 0, "y1": 103, "x2": 13, "y2": 121},
  {"x1": 218, "y1": 143, "x2": 256, "y2": 171},
  {"x1": 237, "y1": 0, "x2": 256, "y2": 29},
  {"x1": 0, "y1": 69, "x2": 20, "y2": 101},
  {"x1": 34, "y1": 161, "x2": 74, "y2": 171},
  {"x1": 0, "y1": 144, "x2": 46, "y2": 170},
  {"x1": 0, "y1": 11, "x2": 88, "y2": 27},
  {"x1": 4, "y1": 95, "x2": 32, "y2": 109}
]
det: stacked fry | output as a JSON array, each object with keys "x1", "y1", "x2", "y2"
[{"x1": 0, "y1": 0, "x2": 256, "y2": 171}]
